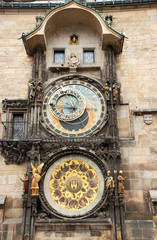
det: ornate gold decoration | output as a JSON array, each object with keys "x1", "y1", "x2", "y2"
[
  {"x1": 71, "y1": 34, "x2": 78, "y2": 44},
  {"x1": 49, "y1": 160, "x2": 99, "y2": 210}
]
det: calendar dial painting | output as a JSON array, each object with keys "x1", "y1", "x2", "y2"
[{"x1": 43, "y1": 155, "x2": 105, "y2": 218}]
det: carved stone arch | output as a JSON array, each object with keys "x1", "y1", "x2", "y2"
[
  {"x1": 44, "y1": 148, "x2": 109, "y2": 170},
  {"x1": 43, "y1": 73, "x2": 106, "y2": 93},
  {"x1": 22, "y1": 1, "x2": 125, "y2": 55}
]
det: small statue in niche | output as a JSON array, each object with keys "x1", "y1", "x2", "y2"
[
  {"x1": 29, "y1": 81, "x2": 35, "y2": 102},
  {"x1": 31, "y1": 162, "x2": 44, "y2": 196},
  {"x1": 117, "y1": 170, "x2": 127, "y2": 195},
  {"x1": 68, "y1": 53, "x2": 80, "y2": 68},
  {"x1": 20, "y1": 172, "x2": 29, "y2": 195},
  {"x1": 104, "y1": 82, "x2": 111, "y2": 101},
  {"x1": 71, "y1": 34, "x2": 78, "y2": 44},
  {"x1": 112, "y1": 82, "x2": 121, "y2": 101},
  {"x1": 36, "y1": 81, "x2": 43, "y2": 101},
  {"x1": 105, "y1": 170, "x2": 115, "y2": 196}
]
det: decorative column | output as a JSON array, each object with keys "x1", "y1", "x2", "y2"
[
  {"x1": 106, "y1": 46, "x2": 121, "y2": 170},
  {"x1": 28, "y1": 47, "x2": 43, "y2": 138},
  {"x1": 105, "y1": 46, "x2": 126, "y2": 240}
]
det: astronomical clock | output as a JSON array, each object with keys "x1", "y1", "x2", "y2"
[
  {"x1": 39, "y1": 76, "x2": 109, "y2": 219},
  {"x1": 1, "y1": 1, "x2": 124, "y2": 239},
  {"x1": 42, "y1": 79, "x2": 107, "y2": 138},
  {"x1": 40, "y1": 152, "x2": 106, "y2": 219}
]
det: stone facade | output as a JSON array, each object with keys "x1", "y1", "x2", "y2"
[{"x1": 0, "y1": 1, "x2": 157, "y2": 240}]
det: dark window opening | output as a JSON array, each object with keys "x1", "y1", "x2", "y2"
[
  {"x1": 12, "y1": 114, "x2": 23, "y2": 139},
  {"x1": 54, "y1": 50, "x2": 65, "y2": 63},
  {"x1": 83, "y1": 50, "x2": 94, "y2": 63}
]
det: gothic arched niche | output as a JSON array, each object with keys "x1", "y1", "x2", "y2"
[
  {"x1": 22, "y1": 1, "x2": 125, "y2": 55},
  {"x1": 46, "y1": 23, "x2": 103, "y2": 69}
]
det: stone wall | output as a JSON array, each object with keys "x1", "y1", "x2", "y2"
[
  {"x1": 125, "y1": 220, "x2": 155, "y2": 240},
  {"x1": 35, "y1": 223, "x2": 112, "y2": 240},
  {"x1": 108, "y1": 5, "x2": 157, "y2": 222},
  {"x1": 0, "y1": 3, "x2": 157, "y2": 240}
]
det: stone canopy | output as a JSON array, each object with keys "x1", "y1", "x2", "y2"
[{"x1": 22, "y1": 0, "x2": 125, "y2": 55}]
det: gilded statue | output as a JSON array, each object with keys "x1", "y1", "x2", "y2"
[
  {"x1": 31, "y1": 162, "x2": 44, "y2": 196},
  {"x1": 20, "y1": 172, "x2": 29, "y2": 195},
  {"x1": 71, "y1": 34, "x2": 78, "y2": 44},
  {"x1": 105, "y1": 170, "x2": 115, "y2": 196},
  {"x1": 117, "y1": 170, "x2": 127, "y2": 195}
]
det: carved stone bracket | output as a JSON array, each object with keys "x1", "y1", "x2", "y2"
[
  {"x1": 0, "y1": 141, "x2": 31, "y2": 164},
  {"x1": 26, "y1": 142, "x2": 40, "y2": 162},
  {"x1": 2, "y1": 99, "x2": 28, "y2": 112},
  {"x1": 31, "y1": 196, "x2": 38, "y2": 217},
  {"x1": 0, "y1": 140, "x2": 43, "y2": 164},
  {"x1": 92, "y1": 204, "x2": 110, "y2": 219},
  {"x1": 0, "y1": 137, "x2": 121, "y2": 168},
  {"x1": 39, "y1": 140, "x2": 109, "y2": 163}
]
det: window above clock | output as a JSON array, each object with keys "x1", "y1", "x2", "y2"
[
  {"x1": 83, "y1": 49, "x2": 94, "y2": 64},
  {"x1": 54, "y1": 50, "x2": 65, "y2": 64}
]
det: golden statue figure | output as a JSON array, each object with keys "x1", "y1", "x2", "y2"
[
  {"x1": 105, "y1": 170, "x2": 115, "y2": 196},
  {"x1": 31, "y1": 161, "x2": 44, "y2": 196},
  {"x1": 117, "y1": 170, "x2": 127, "y2": 195},
  {"x1": 71, "y1": 35, "x2": 77, "y2": 44},
  {"x1": 71, "y1": 34, "x2": 78, "y2": 44}
]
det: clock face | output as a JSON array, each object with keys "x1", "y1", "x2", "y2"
[
  {"x1": 42, "y1": 80, "x2": 106, "y2": 137},
  {"x1": 42, "y1": 154, "x2": 105, "y2": 218}
]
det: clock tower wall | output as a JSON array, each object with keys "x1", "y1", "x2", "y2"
[
  {"x1": 45, "y1": 23, "x2": 105, "y2": 80},
  {"x1": 3, "y1": 1, "x2": 153, "y2": 240}
]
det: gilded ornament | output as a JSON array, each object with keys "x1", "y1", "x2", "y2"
[
  {"x1": 49, "y1": 159, "x2": 99, "y2": 210},
  {"x1": 117, "y1": 170, "x2": 127, "y2": 195},
  {"x1": 31, "y1": 161, "x2": 44, "y2": 196}
]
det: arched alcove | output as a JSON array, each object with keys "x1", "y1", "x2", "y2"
[{"x1": 22, "y1": 1, "x2": 125, "y2": 55}]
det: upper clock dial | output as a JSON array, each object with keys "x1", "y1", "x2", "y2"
[
  {"x1": 42, "y1": 80, "x2": 107, "y2": 137},
  {"x1": 50, "y1": 89, "x2": 85, "y2": 121}
]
